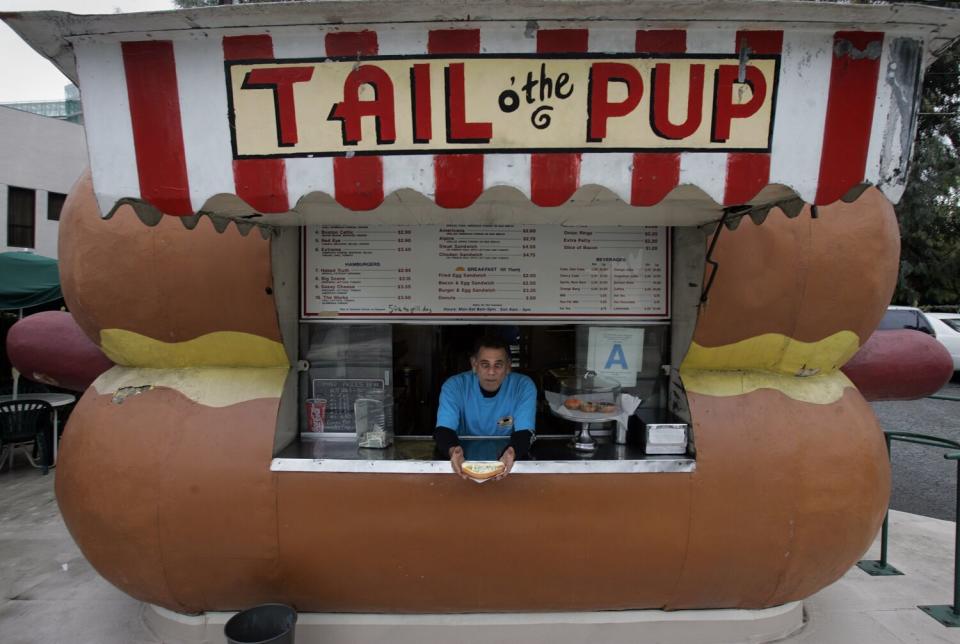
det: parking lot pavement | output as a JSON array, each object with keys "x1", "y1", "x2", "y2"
[
  {"x1": 0, "y1": 464, "x2": 158, "y2": 644},
  {"x1": 871, "y1": 380, "x2": 960, "y2": 521}
]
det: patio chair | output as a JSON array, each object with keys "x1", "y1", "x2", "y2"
[{"x1": 0, "y1": 399, "x2": 53, "y2": 475}]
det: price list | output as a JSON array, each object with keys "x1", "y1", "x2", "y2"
[{"x1": 302, "y1": 224, "x2": 669, "y2": 319}]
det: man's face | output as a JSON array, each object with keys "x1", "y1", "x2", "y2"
[{"x1": 471, "y1": 346, "x2": 511, "y2": 392}]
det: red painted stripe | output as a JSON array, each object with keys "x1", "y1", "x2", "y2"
[
  {"x1": 121, "y1": 41, "x2": 192, "y2": 216},
  {"x1": 631, "y1": 30, "x2": 686, "y2": 206},
  {"x1": 223, "y1": 35, "x2": 289, "y2": 213},
  {"x1": 429, "y1": 29, "x2": 484, "y2": 208},
  {"x1": 816, "y1": 31, "x2": 884, "y2": 205},
  {"x1": 325, "y1": 31, "x2": 384, "y2": 211},
  {"x1": 723, "y1": 30, "x2": 783, "y2": 205},
  {"x1": 530, "y1": 29, "x2": 589, "y2": 207}
]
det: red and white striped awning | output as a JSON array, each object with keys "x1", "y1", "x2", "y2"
[{"x1": 6, "y1": 1, "x2": 960, "y2": 229}]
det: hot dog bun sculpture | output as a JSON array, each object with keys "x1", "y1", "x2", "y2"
[{"x1": 51, "y1": 169, "x2": 902, "y2": 613}]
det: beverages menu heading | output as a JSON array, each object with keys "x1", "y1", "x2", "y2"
[{"x1": 301, "y1": 225, "x2": 669, "y2": 320}]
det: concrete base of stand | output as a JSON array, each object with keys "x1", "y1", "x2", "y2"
[{"x1": 143, "y1": 600, "x2": 804, "y2": 644}]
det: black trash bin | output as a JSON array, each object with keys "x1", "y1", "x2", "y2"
[{"x1": 224, "y1": 604, "x2": 297, "y2": 644}]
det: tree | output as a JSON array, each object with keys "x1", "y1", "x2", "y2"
[{"x1": 895, "y1": 37, "x2": 960, "y2": 307}]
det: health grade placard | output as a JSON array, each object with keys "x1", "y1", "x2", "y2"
[{"x1": 301, "y1": 224, "x2": 669, "y2": 320}]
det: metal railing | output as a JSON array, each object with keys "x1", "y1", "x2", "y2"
[{"x1": 856, "y1": 418, "x2": 960, "y2": 627}]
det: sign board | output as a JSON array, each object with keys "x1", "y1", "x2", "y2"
[
  {"x1": 310, "y1": 378, "x2": 385, "y2": 433},
  {"x1": 301, "y1": 224, "x2": 670, "y2": 320},
  {"x1": 228, "y1": 55, "x2": 779, "y2": 158},
  {"x1": 586, "y1": 327, "x2": 646, "y2": 387}
]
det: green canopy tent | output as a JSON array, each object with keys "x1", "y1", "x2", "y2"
[
  {"x1": 0, "y1": 252, "x2": 62, "y2": 396},
  {"x1": 0, "y1": 252, "x2": 62, "y2": 314}
]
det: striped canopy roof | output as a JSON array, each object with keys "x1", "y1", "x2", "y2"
[{"x1": 5, "y1": 1, "x2": 960, "y2": 230}]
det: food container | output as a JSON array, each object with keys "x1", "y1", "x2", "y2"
[
  {"x1": 355, "y1": 397, "x2": 393, "y2": 449},
  {"x1": 645, "y1": 423, "x2": 688, "y2": 455},
  {"x1": 555, "y1": 370, "x2": 622, "y2": 418}
]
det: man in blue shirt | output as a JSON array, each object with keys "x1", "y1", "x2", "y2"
[{"x1": 434, "y1": 335, "x2": 536, "y2": 480}]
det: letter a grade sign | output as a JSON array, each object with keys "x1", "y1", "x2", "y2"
[
  {"x1": 227, "y1": 54, "x2": 779, "y2": 158},
  {"x1": 587, "y1": 327, "x2": 645, "y2": 388}
]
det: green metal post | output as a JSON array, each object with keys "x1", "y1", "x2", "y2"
[
  {"x1": 953, "y1": 458, "x2": 959, "y2": 615},
  {"x1": 919, "y1": 452, "x2": 960, "y2": 626},
  {"x1": 857, "y1": 432, "x2": 902, "y2": 576},
  {"x1": 880, "y1": 433, "x2": 892, "y2": 568}
]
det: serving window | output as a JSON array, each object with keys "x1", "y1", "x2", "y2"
[
  {"x1": 296, "y1": 322, "x2": 671, "y2": 440},
  {"x1": 273, "y1": 222, "x2": 698, "y2": 472}
]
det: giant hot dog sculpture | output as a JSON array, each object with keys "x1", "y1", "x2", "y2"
[{"x1": 56, "y1": 172, "x2": 897, "y2": 613}]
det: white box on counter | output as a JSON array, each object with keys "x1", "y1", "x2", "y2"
[{"x1": 645, "y1": 423, "x2": 688, "y2": 455}]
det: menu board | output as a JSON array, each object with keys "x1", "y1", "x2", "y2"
[{"x1": 301, "y1": 225, "x2": 669, "y2": 320}]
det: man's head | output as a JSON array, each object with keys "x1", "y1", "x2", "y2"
[{"x1": 470, "y1": 335, "x2": 512, "y2": 393}]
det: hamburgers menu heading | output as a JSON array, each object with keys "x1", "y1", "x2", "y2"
[
  {"x1": 301, "y1": 225, "x2": 669, "y2": 320},
  {"x1": 228, "y1": 55, "x2": 779, "y2": 158}
]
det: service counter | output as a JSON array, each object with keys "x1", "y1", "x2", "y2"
[{"x1": 272, "y1": 409, "x2": 695, "y2": 475}]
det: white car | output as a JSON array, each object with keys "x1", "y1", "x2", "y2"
[
  {"x1": 928, "y1": 312, "x2": 960, "y2": 372},
  {"x1": 879, "y1": 306, "x2": 960, "y2": 372}
]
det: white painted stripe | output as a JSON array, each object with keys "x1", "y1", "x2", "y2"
[
  {"x1": 769, "y1": 30, "x2": 833, "y2": 204},
  {"x1": 865, "y1": 37, "x2": 892, "y2": 186},
  {"x1": 587, "y1": 25, "x2": 636, "y2": 53},
  {"x1": 75, "y1": 41, "x2": 140, "y2": 216},
  {"x1": 377, "y1": 25, "x2": 435, "y2": 199},
  {"x1": 577, "y1": 27, "x2": 637, "y2": 203},
  {"x1": 271, "y1": 29, "x2": 335, "y2": 207},
  {"x1": 383, "y1": 154, "x2": 435, "y2": 200},
  {"x1": 865, "y1": 34, "x2": 910, "y2": 202},
  {"x1": 479, "y1": 24, "x2": 535, "y2": 195},
  {"x1": 376, "y1": 23, "x2": 429, "y2": 56},
  {"x1": 679, "y1": 28, "x2": 736, "y2": 204},
  {"x1": 173, "y1": 35, "x2": 236, "y2": 212},
  {"x1": 580, "y1": 153, "x2": 633, "y2": 203},
  {"x1": 271, "y1": 27, "x2": 328, "y2": 60}
]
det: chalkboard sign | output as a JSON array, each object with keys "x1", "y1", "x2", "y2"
[{"x1": 310, "y1": 378, "x2": 386, "y2": 433}]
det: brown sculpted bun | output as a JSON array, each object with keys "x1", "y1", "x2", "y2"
[
  {"x1": 462, "y1": 461, "x2": 505, "y2": 481},
  {"x1": 563, "y1": 398, "x2": 582, "y2": 410},
  {"x1": 580, "y1": 401, "x2": 598, "y2": 413},
  {"x1": 596, "y1": 403, "x2": 617, "y2": 414}
]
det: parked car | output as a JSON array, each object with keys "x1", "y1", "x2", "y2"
[{"x1": 879, "y1": 306, "x2": 960, "y2": 372}]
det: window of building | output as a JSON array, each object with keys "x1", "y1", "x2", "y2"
[
  {"x1": 7, "y1": 186, "x2": 36, "y2": 248},
  {"x1": 47, "y1": 192, "x2": 66, "y2": 221}
]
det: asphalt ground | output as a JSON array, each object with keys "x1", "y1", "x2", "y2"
[{"x1": 871, "y1": 378, "x2": 960, "y2": 521}]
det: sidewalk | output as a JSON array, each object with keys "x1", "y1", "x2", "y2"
[{"x1": 3, "y1": 464, "x2": 960, "y2": 643}]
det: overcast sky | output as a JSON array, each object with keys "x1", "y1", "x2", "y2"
[{"x1": 0, "y1": 0, "x2": 175, "y2": 103}]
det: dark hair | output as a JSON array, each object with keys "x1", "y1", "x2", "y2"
[{"x1": 472, "y1": 334, "x2": 512, "y2": 361}]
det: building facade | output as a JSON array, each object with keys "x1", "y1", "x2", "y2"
[{"x1": 0, "y1": 105, "x2": 86, "y2": 258}]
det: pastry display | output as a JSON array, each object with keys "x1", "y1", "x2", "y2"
[{"x1": 560, "y1": 398, "x2": 618, "y2": 414}]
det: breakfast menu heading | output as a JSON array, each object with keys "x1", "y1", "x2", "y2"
[{"x1": 301, "y1": 225, "x2": 669, "y2": 320}]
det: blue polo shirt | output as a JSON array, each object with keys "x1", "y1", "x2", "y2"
[{"x1": 436, "y1": 371, "x2": 537, "y2": 437}]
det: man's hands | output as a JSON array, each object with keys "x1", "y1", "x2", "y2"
[
  {"x1": 449, "y1": 445, "x2": 468, "y2": 480},
  {"x1": 449, "y1": 445, "x2": 515, "y2": 481},
  {"x1": 495, "y1": 446, "x2": 515, "y2": 481}
]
